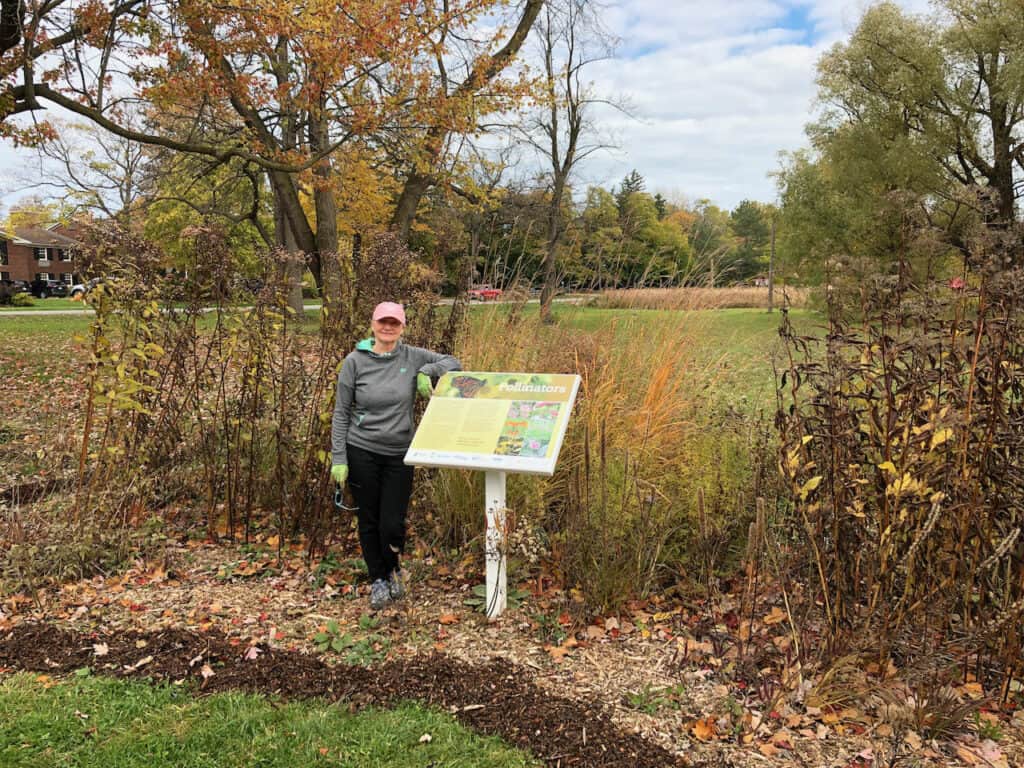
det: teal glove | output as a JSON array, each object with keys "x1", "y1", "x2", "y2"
[
  {"x1": 330, "y1": 464, "x2": 348, "y2": 485},
  {"x1": 417, "y1": 372, "x2": 433, "y2": 399}
]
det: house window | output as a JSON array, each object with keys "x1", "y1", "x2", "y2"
[
  {"x1": 58, "y1": 249, "x2": 71, "y2": 262},
  {"x1": 1, "y1": 271, "x2": 10, "y2": 281},
  {"x1": 34, "y1": 246, "x2": 48, "y2": 261},
  {"x1": 36, "y1": 272, "x2": 50, "y2": 281},
  {"x1": 62, "y1": 273, "x2": 73, "y2": 284},
  {"x1": 0, "y1": 240, "x2": 7, "y2": 265}
]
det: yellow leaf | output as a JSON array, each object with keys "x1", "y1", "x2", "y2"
[
  {"x1": 799, "y1": 476, "x2": 822, "y2": 501},
  {"x1": 877, "y1": 461, "x2": 897, "y2": 474},
  {"x1": 930, "y1": 428, "x2": 953, "y2": 449}
]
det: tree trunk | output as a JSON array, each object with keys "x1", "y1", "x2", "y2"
[
  {"x1": 391, "y1": 172, "x2": 432, "y2": 243},
  {"x1": 272, "y1": 183, "x2": 306, "y2": 316},
  {"x1": 540, "y1": 177, "x2": 567, "y2": 324},
  {"x1": 990, "y1": 106, "x2": 1015, "y2": 225},
  {"x1": 309, "y1": 108, "x2": 339, "y2": 300}
]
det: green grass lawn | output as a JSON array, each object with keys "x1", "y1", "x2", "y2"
[
  {"x1": 0, "y1": 297, "x2": 88, "y2": 312},
  {"x1": 0, "y1": 672, "x2": 539, "y2": 768}
]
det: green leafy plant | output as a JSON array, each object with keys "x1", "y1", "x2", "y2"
[
  {"x1": 313, "y1": 620, "x2": 354, "y2": 654},
  {"x1": 625, "y1": 682, "x2": 687, "y2": 714},
  {"x1": 973, "y1": 711, "x2": 1004, "y2": 742},
  {"x1": 531, "y1": 612, "x2": 568, "y2": 645},
  {"x1": 463, "y1": 584, "x2": 531, "y2": 613}
]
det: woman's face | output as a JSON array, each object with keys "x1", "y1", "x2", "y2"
[{"x1": 372, "y1": 316, "x2": 405, "y2": 344}]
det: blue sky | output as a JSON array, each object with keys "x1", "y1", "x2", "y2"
[{"x1": 0, "y1": 0, "x2": 931, "y2": 214}]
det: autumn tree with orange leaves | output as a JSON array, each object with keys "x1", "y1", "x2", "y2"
[{"x1": 1, "y1": 0, "x2": 543, "y2": 311}]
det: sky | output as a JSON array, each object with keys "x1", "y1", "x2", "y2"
[
  {"x1": 571, "y1": 0, "x2": 931, "y2": 208},
  {"x1": 0, "y1": 0, "x2": 932, "y2": 214}
]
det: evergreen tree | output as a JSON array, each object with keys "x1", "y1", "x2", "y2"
[
  {"x1": 615, "y1": 169, "x2": 645, "y2": 213},
  {"x1": 653, "y1": 192, "x2": 667, "y2": 220}
]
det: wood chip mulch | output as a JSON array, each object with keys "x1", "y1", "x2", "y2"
[{"x1": 0, "y1": 622, "x2": 699, "y2": 768}]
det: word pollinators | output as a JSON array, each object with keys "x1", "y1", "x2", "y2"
[{"x1": 498, "y1": 382, "x2": 568, "y2": 394}]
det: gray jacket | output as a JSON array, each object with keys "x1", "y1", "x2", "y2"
[{"x1": 331, "y1": 339, "x2": 461, "y2": 465}]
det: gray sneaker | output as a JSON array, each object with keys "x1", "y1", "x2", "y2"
[
  {"x1": 369, "y1": 578, "x2": 391, "y2": 611},
  {"x1": 388, "y1": 569, "x2": 407, "y2": 600}
]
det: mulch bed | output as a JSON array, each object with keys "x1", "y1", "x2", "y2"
[{"x1": 0, "y1": 623, "x2": 695, "y2": 767}]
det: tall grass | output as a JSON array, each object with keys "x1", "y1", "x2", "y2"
[
  {"x1": 427, "y1": 301, "x2": 777, "y2": 611},
  {"x1": 593, "y1": 286, "x2": 811, "y2": 311}
]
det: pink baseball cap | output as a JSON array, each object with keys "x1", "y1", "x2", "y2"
[{"x1": 372, "y1": 301, "x2": 406, "y2": 324}]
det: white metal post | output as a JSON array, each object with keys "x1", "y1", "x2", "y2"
[{"x1": 484, "y1": 470, "x2": 508, "y2": 618}]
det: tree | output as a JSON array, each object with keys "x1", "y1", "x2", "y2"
[
  {"x1": 653, "y1": 192, "x2": 667, "y2": 220},
  {"x1": 817, "y1": 0, "x2": 1024, "y2": 229},
  {"x1": 519, "y1": 0, "x2": 617, "y2": 322},
  {"x1": 5, "y1": 195, "x2": 65, "y2": 229},
  {"x1": 22, "y1": 118, "x2": 150, "y2": 226},
  {"x1": 579, "y1": 186, "x2": 622, "y2": 288},
  {"x1": 615, "y1": 169, "x2": 645, "y2": 214},
  {"x1": 388, "y1": 0, "x2": 545, "y2": 242},
  {"x1": 728, "y1": 200, "x2": 770, "y2": 282},
  {"x1": 1, "y1": 0, "x2": 542, "y2": 313},
  {"x1": 686, "y1": 201, "x2": 734, "y2": 286}
]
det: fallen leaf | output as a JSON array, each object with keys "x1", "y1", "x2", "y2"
[
  {"x1": 546, "y1": 644, "x2": 572, "y2": 662},
  {"x1": 124, "y1": 655, "x2": 153, "y2": 672},
  {"x1": 419, "y1": 733, "x2": 432, "y2": 744},
  {"x1": 691, "y1": 717, "x2": 717, "y2": 742},
  {"x1": 904, "y1": 730, "x2": 922, "y2": 751},
  {"x1": 244, "y1": 646, "x2": 262, "y2": 661},
  {"x1": 763, "y1": 606, "x2": 787, "y2": 625},
  {"x1": 955, "y1": 745, "x2": 981, "y2": 765},
  {"x1": 961, "y1": 682, "x2": 984, "y2": 700},
  {"x1": 200, "y1": 664, "x2": 215, "y2": 680},
  {"x1": 438, "y1": 613, "x2": 459, "y2": 625},
  {"x1": 758, "y1": 742, "x2": 779, "y2": 757},
  {"x1": 585, "y1": 625, "x2": 605, "y2": 639},
  {"x1": 92, "y1": 642, "x2": 109, "y2": 657}
]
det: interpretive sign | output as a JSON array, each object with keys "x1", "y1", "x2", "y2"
[
  {"x1": 405, "y1": 371, "x2": 581, "y2": 476},
  {"x1": 405, "y1": 371, "x2": 581, "y2": 618}
]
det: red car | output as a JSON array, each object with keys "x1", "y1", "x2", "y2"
[{"x1": 468, "y1": 284, "x2": 502, "y2": 301}]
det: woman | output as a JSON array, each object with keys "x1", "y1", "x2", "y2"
[{"x1": 331, "y1": 301, "x2": 461, "y2": 610}]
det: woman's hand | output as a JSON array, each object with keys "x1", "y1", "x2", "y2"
[
  {"x1": 417, "y1": 373, "x2": 434, "y2": 399},
  {"x1": 331, "y1": 464, "x2": 349, "y2": 485}
]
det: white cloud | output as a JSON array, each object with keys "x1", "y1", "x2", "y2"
[{"x1": 575, "y1": 0, "x2": 931, "y2": 208}]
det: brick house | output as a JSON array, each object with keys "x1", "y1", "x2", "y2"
[{"x1": 0, "y1": 226, "x2": 80, "y2": 284}]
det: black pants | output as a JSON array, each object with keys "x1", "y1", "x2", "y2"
[{"x1": 346, "y1": 444, "x2": 414, "y2": 582}]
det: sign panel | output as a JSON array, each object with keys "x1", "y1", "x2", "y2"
[{"x1": 405, "y1": 371, "x2": 581, "y2": 475}]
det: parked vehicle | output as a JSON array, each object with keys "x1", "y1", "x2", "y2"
[
  {"x1": 29, "y1": 279, "x2": 69, "y2": 299},
  {"x1": 468, "y1": 284, "x2": 503, "y2": 301},
  {"x1": 70, "y1": 277, "x2": 103, "y2": 298}
]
